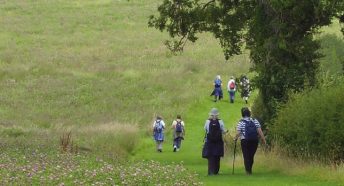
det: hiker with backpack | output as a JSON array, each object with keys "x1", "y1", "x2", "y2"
[
  {"x1": 203, "y1": 108, "x2": 227, "y2": 175},
  {"x1": 227, "y1": 76, "x2": 236, "y2": 103},
  {"x1": 171, "y1": 115, "x2": 185, "y2": 152},
  {"x1": 210, "y1": 75, "x2": 223, "y2": 102},
  {"x1": 234, "y1": 107, "x2": 266, "y2": 175},
  {"x1": 239, "y1": 75, "x2": 250, "y2": 104},
  {"x1": 153, "y1": 116, "x2": 166, "y2": 152}
]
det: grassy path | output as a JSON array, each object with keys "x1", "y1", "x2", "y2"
[{"x1": 133, "y1": 94, "x2": 339, "y2": 186}]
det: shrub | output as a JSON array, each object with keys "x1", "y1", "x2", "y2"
[
  {"x1": 271, "y1": 82, "x2": 344, "y2": 163},
  {"x1": 251, "y1": 92, "x2": 271, "y2": 128}
]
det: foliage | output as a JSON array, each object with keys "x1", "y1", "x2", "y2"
[
  {"x1": 149, "y1": 0, "x2": 344, "y2": 123},
  {"x1": 271, "y1": 82, "x2": 344, "y2": 163},
  {"x1": 251, "y1": 92, "x2": 271, "y2": 129}
]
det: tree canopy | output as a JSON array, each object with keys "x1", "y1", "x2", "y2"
[{"x1": 149, "y1": 0, "x2": 344, "y2": 123}]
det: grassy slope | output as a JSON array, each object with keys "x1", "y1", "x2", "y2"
[
  {"x1": 133, "y1": 94, "x2": 340, "y2": 186},
  {"x1": 0, "y1": 0, "x2": 247, "y2": 153},
  {"x1": 0, "y1": 0, "x2": 248, "y2": 129}
]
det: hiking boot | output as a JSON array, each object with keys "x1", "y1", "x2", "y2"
[{"x1": 173, "y1": 147, "x2": 177, "y2": 152}]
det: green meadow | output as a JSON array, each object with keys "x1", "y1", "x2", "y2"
[{"x1": 0, "y1": 0, "x2": 343, "y2": 185}]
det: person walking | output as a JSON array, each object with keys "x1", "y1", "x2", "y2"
[
  {"x1": 239, "y1": 75, "x2": 250, "y2": 104},
  {"x1": 227, "y1": 76, "x2": 236, "y2": 103},
  {"x1": 204, "y1": 108, "x2": 226, "y2": 175},
  {"x1": 234, "y1": 107, "x2": 266, "y2": 175},
  {"x1": 153, "y1": 116, "x2": 166, "y2": 152},
  {"x1": 211, "y1": 75, "x2": 223, "y2": 102},
  {"x1": 171, "y1": 115, "x2": 185, "y2": 152}
]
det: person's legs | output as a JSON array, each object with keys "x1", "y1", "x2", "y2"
[
  {"x1": 230, "y1": 91, "x2": 235, "y2": 103},
  {"x1": 155, "y1": 140, "x2": 160, "y2": 151},
  {"x1": 157, "y1": 141, "x2": 163, "y2": 152},
  {"x1": 176, "y1": 137, "x2": 181, "y2": 149},
  {"x1": 214, "y1": 95, "x2": 219, "y2": 102},
  {"x1": 246, "y1": 140, "x2": 258, "y2": 174},
  {"x1": 208, "y1": 156, "x2": 215, "y2": 175},
  {"x1": 173, "y1": 138, "x2": 177, "y2": 152},
  {"x1": 241, "y1": 140, "x2": 250, "y2": 174},
  {"x1": 214, "y1": 156, "x2": 221, "y2": 174}
]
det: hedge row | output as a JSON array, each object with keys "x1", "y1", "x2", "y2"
[{"x1": 271, "y1": 82, "x2": 344, "y2": 163}]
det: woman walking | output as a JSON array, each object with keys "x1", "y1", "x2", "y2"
[
  {"x1": 212, "y1": 75, "x2": 223, "y2": 102},
  {"x1": 171, "y1": 115, "x2": 185, "y2": 152},
  {"x1": 234, "y1": 107, "x2": 266, "y2": 175},
  {"x1": 204, "y1": 108, "x2": 226, "y2": 175},
  {"x1": 153, "y1": 116, "x2": 166, "y2": 152}
]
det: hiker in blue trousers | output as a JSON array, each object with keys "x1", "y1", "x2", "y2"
[
  {"x1": 171, "y1": 115, "x2": 185, "y2": 152},
  {"x1": 227, "y1": 76, "x2": 236, "y2": 103},
  {"x1": 234, "y1": 107, "x2": 266, "y2": 175}
]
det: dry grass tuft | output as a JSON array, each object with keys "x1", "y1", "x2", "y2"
[{"x1": 59, "y1": 131, "x2": 78, "y2": 154}]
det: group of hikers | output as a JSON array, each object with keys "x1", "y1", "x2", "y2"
[
  {"x1": 152, "y1": 74, "x2": 266, "y2": 176},
  {"x1": 153, "y1": 115, "x2": 185, "y2": 153},
  {"x1": 211, "y1": 74, "x2": 251, "y2": 104},
  {"x1": 152, "y1": 106, "x2": 266, "y2": 176},
  {"x1": 203, "y1": 107, "x2": 266, "y2": 175}
]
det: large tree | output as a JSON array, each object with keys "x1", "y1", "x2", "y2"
[{"x1": 149, "y1": 0, "x2": 344, "y2": 123}]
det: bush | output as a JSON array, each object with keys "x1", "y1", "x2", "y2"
[
  {"x1": 251, "y1": 92, "x2": 270, "y2": 128},
  {"x1": 271, "y1": 82, "x2": 344, "y2": 163}
]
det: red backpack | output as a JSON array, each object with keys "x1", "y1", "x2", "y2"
[{"x1": 229, "y1": 81, "x2": 235, "y2": 89}]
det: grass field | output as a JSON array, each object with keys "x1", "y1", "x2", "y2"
[{"x1": 0, "y1": 0, "x2": 343, "y2": 185}]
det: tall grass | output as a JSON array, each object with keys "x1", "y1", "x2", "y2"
[{"x1": 256, "y1": 147, "x2": 344, "y2": 185}]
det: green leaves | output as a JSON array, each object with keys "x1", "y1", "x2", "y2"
[{"x1": 272, "y1": 82, "x2": 344, "y2": 163}]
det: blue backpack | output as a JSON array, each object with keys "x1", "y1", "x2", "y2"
[
  {"x1": 243, "y1": 119, "x2": 258, "y2": 140},
  {"x1": 154, "y1": 120, "x2": 163, "y2": 133},
  {"x1": 214, "y1": 79, "x2": 221, "y2": 87},
  {"x1": 175, "y1": 121, "x2": 183, "y2": 133}
]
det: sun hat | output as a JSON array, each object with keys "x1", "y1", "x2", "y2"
[{"x1": 209, "y1": 108, "x2": 219, "y2": 116}]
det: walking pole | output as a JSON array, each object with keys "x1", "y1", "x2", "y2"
[{"x1": 232, "y1": 139, "x2": 237, "y2": 175}]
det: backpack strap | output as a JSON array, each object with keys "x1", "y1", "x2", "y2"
[{"x1": 204, "y1": 119, "x2": 211, "y2": 142}]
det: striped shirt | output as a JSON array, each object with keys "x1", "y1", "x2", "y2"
[{"x1": 236, "y1": 117, "x2": 261, "y2": 140}]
